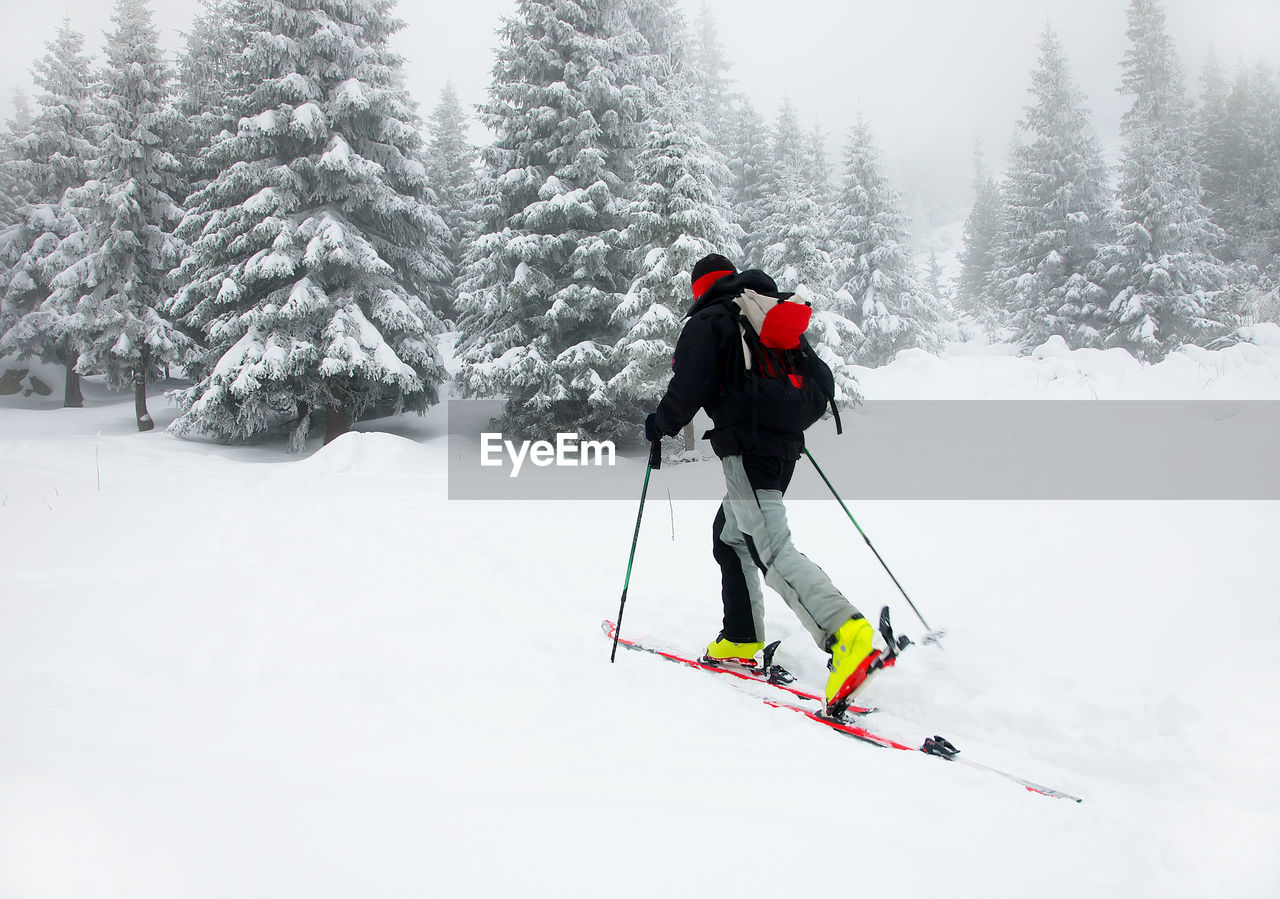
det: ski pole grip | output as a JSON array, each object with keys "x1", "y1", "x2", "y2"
[{"x1": 648, "y1": 438, "x2": 662, "y2": 470}]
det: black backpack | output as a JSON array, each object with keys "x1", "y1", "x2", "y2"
[{"x1": 726, "y1": 288, "x2": 843, "y2": 438}]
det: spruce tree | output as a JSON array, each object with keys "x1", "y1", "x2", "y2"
[
  {"x1": 1099, "y1": 0, "x2": 1229, "y2": 359},
  {"x1": 686, "y1": 2, "x2": 739, "y2": 242},
  {"x1": 454, "y1": 0, "x2": 666, "y2": 441},
  {"x1": 1195, "y1": 50, "x2": 1235, "y2": 260},
  {"x1": 0, "y1": 89, "x2": 35, "y2": 232},
  {"x1": 1, "y1": 91, "x2": 30, "y2": 243},
  {"x1": 924, "y1": 250, "x2": 955, "y2": 323},
  {"x1": 607, "y1": 75, "x2": 742, "y2": 432},
  {"x1": 957, "y1": 144, "x2": 1003, "y2": 332},
  {"x1": 1237, "y1": 67, "x2": 1280, "y2": 279},
  {"x1": 1197, "y1": 61, "x2": 1280, "y2": 278},
  {"x1": 724, "y1": 98, "x2": 770, "y2": 261},
  {"x1": 627, "y1": 0, "x2": 685, "y2": 64},
  {"x1": 7, "y1": 89, "x2": 34, "y2": 135},
  {"x1": 13, "y1": 21, "x2": 96, "y2": 220},
  {"x1": 756, "y1": 100, "x2": 836, "y2": 297},
  {"x1": 830, "y1": 114, "x2": 943, "y2": 366},
  {"x1": 0, "y1": 90, "x2": 33, "y2": 393},
  {"x1": 175, "y1": 0, "x2": 248, "y2": 200},
  {"x1": 0, "y1": 18, "x2": 98, "y2": 407},
  {"x1": 0, "y1": 91, "x2": 33, "y2": 389},
  {"x1": 991, "y1": 26, "x2": 1111, "y2": 350},
  {"x1": 804, "y1": 122, "x2": 833, "y2": 199},
  {"x1": 805, "y1": 121, "x2": 842, "y2": 280},
  {"x1": 740, "y1": 103, "x2": 859, "y2": 396},
  {"x1": 424, "y1": 81, "x2": 478, "y2": 323},
  {"x1": 43, "y1": 0, "x2": 188, "y2": 430},
  {"x1": 168, "y1": 0, "x2": 450, "y2": 448},
  {"x1": 690, "y1": 4, "x2": 734, "y2": 143},
  {"x1": 925, "y1": 251, "x2": 946, "y2": 297}
]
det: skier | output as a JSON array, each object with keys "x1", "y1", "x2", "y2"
[{"x1": 644, "y1": 253, "x2": 882, "y2": 711}]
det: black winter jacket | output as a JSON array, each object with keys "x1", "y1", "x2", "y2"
[{"x1": 653, "y1": 270, "x2": 836, "y2": 459}]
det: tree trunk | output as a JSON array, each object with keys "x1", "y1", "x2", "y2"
[
  {"x1": 324, "y1": 381, "x2": 350, "y2": 444},
  {"x1": 289, "y1": 400, "x2": 311, "y2": 453},
  {"x1": 683, "y1": 422, "x2": 696, "y2": 453},
  {"x1": 324, "y1": 402, "x2": 350, "y2": 444},
  {"x1": 135, "y1": 346, "x2": 154, "y2": 432},
  {"x1": 64, "y1": 363, "x2": 83, "y2": 408}
]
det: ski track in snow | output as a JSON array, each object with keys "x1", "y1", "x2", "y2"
[{"x1": 2, "y1": 337, "x2": 1280, "y2": 898}]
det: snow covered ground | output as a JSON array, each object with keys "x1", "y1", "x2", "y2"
[{"x1": 3, "y1": 333, "x2": 1280, "y2": 898}]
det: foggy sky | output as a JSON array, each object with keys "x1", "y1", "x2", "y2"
[{"x1": 2, "y1": 0, "x2": 1277, "y2": 229}]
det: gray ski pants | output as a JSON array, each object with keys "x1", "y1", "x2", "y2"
[{"x1": 716, "y1": 454, "x2": 860, "y2": 648}]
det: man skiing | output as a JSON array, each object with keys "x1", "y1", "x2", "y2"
[{"x1": 644, "y1": 253, "x2": 882, "y2": 712}]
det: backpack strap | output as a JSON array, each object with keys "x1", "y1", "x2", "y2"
[
  {"x1": 739, "y1": 317, "x2": 762, "y2": 445},
  {"x1": 801, "y1": 339, "x2": 843, "y2": 436}
]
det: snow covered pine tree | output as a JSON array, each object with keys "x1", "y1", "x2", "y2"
[
  {"x1": 990, "y1": 26, "x2": 1111, "y2": 350},
  {"x1": 755, "y1": 100, "x2": 837, "y2": 302},
  {"x1": 175, "y1": 0, "x2": 246, "y2": 201},
  {"x1": 748, "y1": 101, "x2": 861, "y2": 398},
  {"x1": 41, "y1": 0, "x2": 189, "y2": 430},
  {"x1": 168, "y1": 0, "x2": 451, "y2": 449},
  {"x1": 957, "y1": 145, "x2": 1003, "y2": 334},
  {"x1": 0, "y1": 17, "x2": 98, "y2": 407},
  {"x1": 454, "y1": 0, "x2": 671, "y2": 441},
  {"x1": 1098, "y1": 0, "x2": 1230, "y2": 358},
  {"x1": 829, "y1": 114, "x2": 944, "y2": 366},
  {"x1": 0, "y1": 89, "x2": 34, "y2": 234},
  {"x1": 423, "y1": 81, "x2": 480, "y2": 325}
]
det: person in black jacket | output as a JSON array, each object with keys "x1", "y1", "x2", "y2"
[{"x1": 644, "y1": 253, "x2": 881, "y2": 710}]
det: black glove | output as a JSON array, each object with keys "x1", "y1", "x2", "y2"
[{"x1": 644, "y1": 412, "x2": 661, "y2": 443}]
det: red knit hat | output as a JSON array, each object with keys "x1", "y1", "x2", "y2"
[{"x1": 691, "y1": 253, "x2": 736, "y2": 299}]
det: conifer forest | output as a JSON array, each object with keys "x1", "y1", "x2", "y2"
[{"x1": 2, "y1": 0, "x2": 1277, "y2": 445}]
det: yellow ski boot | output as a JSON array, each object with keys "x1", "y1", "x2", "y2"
[
  {"x1": 825, "y1": 616, "x2": 879, "y2": 710},
  {"x1": 702, "y1": 635, "x2": 764, "y2": 668}
]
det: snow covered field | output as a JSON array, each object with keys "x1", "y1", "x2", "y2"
[{"x1": 3, "y1": 334, "x2": 1280, "y2": 898}]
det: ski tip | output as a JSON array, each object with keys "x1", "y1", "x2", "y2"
[{"x1": 1024, "y1": 784, "x2": 1085, "y2": 803}]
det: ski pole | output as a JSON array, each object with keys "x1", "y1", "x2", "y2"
[
  {"x1": 803, "y1": 447, "x2": 944, "y2": 644},
  {"x1": 611, "y1": 439, "x2": 662, "y2": 662}
]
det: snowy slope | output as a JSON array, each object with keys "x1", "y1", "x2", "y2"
[{"x1": 2, "y1": 335, "x2": 1279, "y2": 898}]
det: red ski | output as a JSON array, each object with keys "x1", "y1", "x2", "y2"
[{"x1": 605, "y1": 617, "x2": 1084, "y2": 803}]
